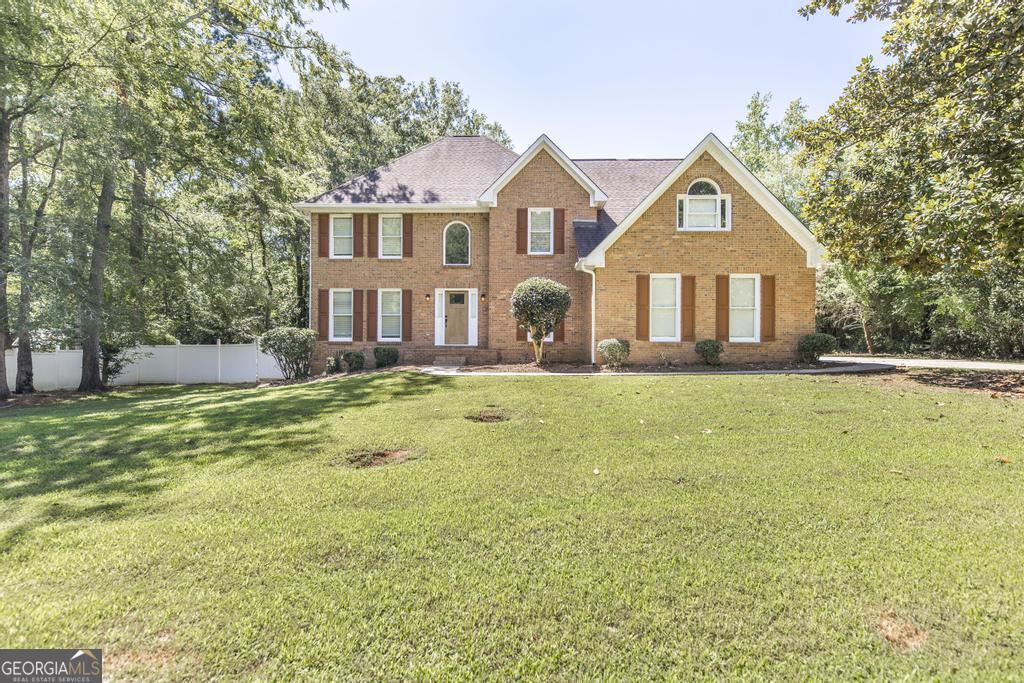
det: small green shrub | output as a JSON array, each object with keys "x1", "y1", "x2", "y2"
[
  {"x1": 260, "y1": 327, "x2": 316, "y2": 379},
  {"x1": 342, "y1": 350, "x2": 366, "y2": 372},
  {"x1": 373, "y1": 346, "x2": 400, "y2": 368},
  {"x1": 597, "y1": 338, "x2": 630, "y2": 368},
  {"x1": 325, "y1": 353, "x2": 347, "y2": 375},
  {"x1": 695, "y1": 339, "x2": 724, "y2": 366},
  {"x1": 798, "y1": 333, "x2": 838, "y2": 362}
]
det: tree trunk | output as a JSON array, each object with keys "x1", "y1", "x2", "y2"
[
  {"x1": 292, "y1": 218, "x2": 307, "y2": 328},
  {"x1": 862, "y1": 317, "x2": 876, "y2": 355},
  {"x1": 79, "y1": 167, "x2": 116, "y2": 392},
  {"x1": 531, "y1": 332, "x2": 544, "y2": 364},
  {"x1": 256, "y1": 217, "x2": 273, "y2": 331},
  {"x1": 128, "y1": 158, "x2": 147, "y2": 334},
  {"x1": 0, "y1": 113, "x2": 11, "y2": 399},
  {"x1": 16, "y1": 130, "x2": 64, "y2": 393}
]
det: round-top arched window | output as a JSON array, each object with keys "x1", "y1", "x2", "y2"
[
  {"x1": 443, "y1": 221, "x2": 470, "y2": 265},
  {"x1": 679, "y1": 179, "x2": 730, "y2": 230}
]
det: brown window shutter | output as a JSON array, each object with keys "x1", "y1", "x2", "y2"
[
  {"x1": 554, "y1": 208, "x2": 565, "y2": 254},
  {"x1": 516, "y1": 322, "x2": 527, "y2": 342},
  {"x1": 317, "y1": 214, "x2": 329, "y2": 258},
  {"x1": 516, "y1": 208, "x2": 527, "y2": 254},
  {"x1": 317, "y1": 289, "x2": 329, "y2": 340},
  {"x1": 352, "y1": 289, "x2": 364, "y2": 341},
  {"x1": 401, "y1": 289, "x2": 412, "y2": 341},
  {"x1": 554, "y1": 320, "x2": 565, "y2": 342},
  {"x1": 353, "y1": 214, "x2": 364, "y2": 257},
  {"x1": 636, "y1": 274, "x2": 650, "y2": 341},
  {"x1": 715, "y1": 275, "x2": 730, "y2": 341},
  {"x1": 367, "y1": 214, "x2": 378, "y2": 258},
  {"x1": 367, "y1": 289, "x2": 378, "y2": 341},
  {"x1": 403, "y1": 214, "x2": 413, "y2": 257},
  {"x1": 761, "y1": 275, "x2": 776, "y2": 342},
  {"x1": 681, "y1": 275, "x2": 696, "y2": 342}
]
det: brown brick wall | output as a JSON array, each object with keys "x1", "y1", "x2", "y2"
[
  {"x1": 487, "y1": 149, "x2": 595, "y2": 363},
  {"x1": 309, "y1": 211, "x2": 495, "y2": 368},
  {"x1": 594, "y1": 152, "x2": 816, "y2": 364}
]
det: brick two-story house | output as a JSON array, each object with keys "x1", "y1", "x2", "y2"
[{"x1": 296, "y1": 133, "x2": 824, "y2": 368}]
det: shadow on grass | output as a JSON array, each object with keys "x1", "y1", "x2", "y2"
[
  {"x1": 0, "y1": 371, "x2": 451, "y2": 551},
  {"x1": 896, "y1": 369, "x2": 1024, "y2": 395}
]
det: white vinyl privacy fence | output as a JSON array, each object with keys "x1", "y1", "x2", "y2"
[{"x1": 4, "y1": 342, "x2": 284, "y2": 391}]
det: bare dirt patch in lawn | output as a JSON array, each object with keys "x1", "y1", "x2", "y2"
[
  {"x1": 465, "y1": 409, "x2": 509, "y2": 423},
  {"x1": 874, "y1": 368, "x2": 1024, "y2": 397},
  {"x1": 340, "y1": 449, "x2": 413, "y2": 468},
  {"x1": 875, "y1": 610, "x2": 928, "y2": 652}
]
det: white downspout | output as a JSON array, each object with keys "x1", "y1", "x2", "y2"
[{"x1": 577, "y1": 260, "x2": 598, "y2": 365}]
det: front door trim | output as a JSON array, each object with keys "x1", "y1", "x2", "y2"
[{"x1": 434, "y1": 287, "x2": 479, "y2": 347}]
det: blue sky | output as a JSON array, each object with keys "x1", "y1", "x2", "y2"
[{"x1": 305, "y1": 0, "x2": 886, "y2": 158}]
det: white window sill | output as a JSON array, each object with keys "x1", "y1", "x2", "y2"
[
  {"x1": 527, "y1": 252, "x2": 554, "y2": 256},
  {"x1": 329, "y1": 338, "x2": 353, "y2": 343},
  {"x1": 650, "y1": 337, "x2": 680, "y2": 343},
  {"x1": 677, "y1": 227, "x2": 731, "y2": 232},
  {"x1": 729, "y1": 338, "x2": 759, "y2": 344},
  {"x1": 378, "y1": 255, "x2": 403, "y2": 260},
  {"x1": 435, "y1": 342, "x2": 477, "y2": 348},
  {"x1": 329, "y1": 254, "x2": 353, "y2": 260},
  {"x1": 377, "y1": 338, "x2": 402, "y2": 343},
  {"x1": 443, "y1": 263, "x2": 471, "y2": 267}
]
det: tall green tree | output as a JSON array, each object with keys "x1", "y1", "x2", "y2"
[
  {"x1": 731, "y1": 92, "x2": 809, "y2": 215},
  {"x1": 798, "y1": 0, "x2": 1024, "y2": 275}
]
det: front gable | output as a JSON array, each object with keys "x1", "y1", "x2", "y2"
[
  {"x1": 579, "y1": 134, "x2": 824, "y2": 268},
  {"x1": 478, "y1": 134, "x2": 608, "y2": 208}
]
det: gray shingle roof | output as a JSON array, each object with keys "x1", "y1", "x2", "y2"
[
  {"x1": 572, "y1": 159, "x2": 680, "y2": 256},
  {"x1": 308, "y1": 136, "x2": 518, "y2": 205},
  {"x1": 306, "y1": 138, "x2": 682, "y2": 258}
]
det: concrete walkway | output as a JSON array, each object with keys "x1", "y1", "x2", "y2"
[
  {"x1": 419, "y1": 361, "x2": 894, "y2": 377},
  {"x1": 822, "y1": 356, "x2": 1024, "y2": 372}
]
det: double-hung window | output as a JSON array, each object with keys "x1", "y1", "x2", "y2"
[
  {"x1": 379, "y1": 215, "x2": 403, "y2": 258},
  {"x1": 729, "y1": 274, "x2": 760, "y2": 342},
  {"x1": 331, "y1": 215, "x2": 353, "y2": 258},
  {"x1": 528, "y1": 208, "x2": 553, "y2": 255},
  {"x1": 678, "y1": 179, "x2": 730, "y2": 231},
  {"x1": 650, "y1": 274, "x2": 681, "y2": 342},
  {"x1": 379, "y1": 289, "x2": 402, "y2": 341},
  {"x1": 330, "y1": 289, "x2": 353, "y2": 341}
]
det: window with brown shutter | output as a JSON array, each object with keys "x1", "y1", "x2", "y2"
[
  {"x1": 367, "y1": 214, "x2": 379, "y2": 258},
  {"x1": 516, "y1": 208, "x2": 527, "y2": 254},
  {"x1": 402, "y1": 289, "x2": 412, "y2": 341},
  {"x1": 761, "y1": 275, "x2": 776, "y2": 342},
  {"x1": 353, "y1": 215, "x2": 364, "y2": 257},
  {"x1": 317, "y1": 289, "x2": 329, "y2": 340},
  {"x1": 636, "y1": 274, "x2": 650, "y2": 341},
  {"x1": 715, "y1": 275, "x2": 729, "y2": 341},
  {"x1": 516, "y1": 321, "x2": 527, "y2": 341},
  {"x1": 366, "y1": 289, "x2": 378, "y2": 341},
  {"x1": 681, "y1": 275, "x2": 696, "y2": 341},
  {"x1": 317, "y1": 214, "x2": 329, "y2": 258},
  {"x1": 554, "y1": 320, "x2": 565, "y2": 342},
  {"x1": 403, "y1": 215, "x2": 413, "y2": 257},
  {"x1": 554, "y1": 208, "x2": 565, "y2": 254},
  {"x1": 352, "y1": 289, "x2": 364, "y2": 341}
]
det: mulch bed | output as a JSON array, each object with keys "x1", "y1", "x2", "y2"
[{"x1": 455, "y1": 361, "x2": 834, "y2": 374}]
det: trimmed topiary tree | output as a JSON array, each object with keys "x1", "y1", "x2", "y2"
[
  {"x1": 260, "y1": 327, "x2": 316, "y2": 380},
  {"x1": 510, "y1": 277, "x2": 571, "y2": 364}
]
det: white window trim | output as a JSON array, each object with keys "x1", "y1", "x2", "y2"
[
  {"x1": 649, "y1": 273, "x2": 681, "y2": 343},
  {"x1": 729, "y1": 273, "x2": 761, "y2": 343},
  {"x1": 527, "y1": 329, "x2": 555, "y2": 343},
  {"x1": 377, "y1": 288, "x2": 403, "y2": 342},
  {"x1": 329, "y1": 213, "x2": 354, "y2": 259},
  {"x1": 677, "y1": 179, "x2": 731, "y2": 232},
  {"x1": 527, "y1": 207, "x2": 554, "y2": 255},
  {"x1": 442, "y1": 221, "x2": 471, "y2": 267},
  {"x1": 433, "y1": 288, "x2": 479, "y2": 347},
  {"x1": 328, "y1": 288, "x2": 354, "y2": 342},
  {"x1": 378, "y1": 214, "x2": 404, "y2": 260}
]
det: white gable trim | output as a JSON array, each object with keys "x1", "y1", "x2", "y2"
[
  {"x1": 478, "y1": 134, "x2": 608, "y2": 208},
  {"x1": 581, "y1": 133, "x2": 825, "y2": 268}
]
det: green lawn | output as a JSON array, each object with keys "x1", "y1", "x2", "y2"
[{"x1": 1, "y1": 371, "x2": 1022, "y2": 679}]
